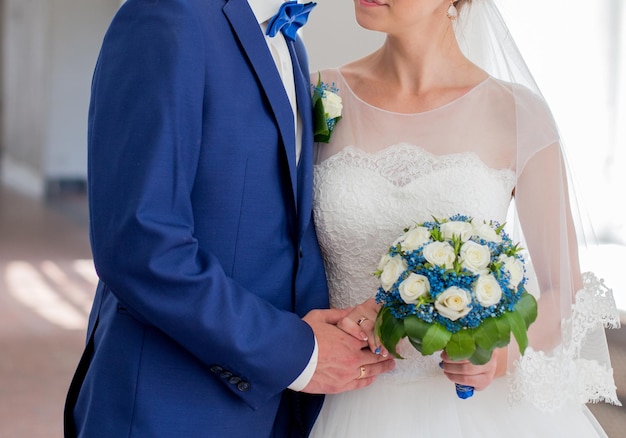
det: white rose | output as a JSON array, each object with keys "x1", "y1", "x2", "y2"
[
  {"x1": 398, "y1": 273, "x2": 431, "y2": 304},
  {"x1": 377, "y1": 254, "x2": 392, "y2": 271},
  {"x1": 474, "y1": 274, "x2": 503, "y2": 307},
  {"x1": 498, "y1": 254, "x2": 525, "y2": 287},
  {"x1": 323, "y1": 91, "x2": 343, "y2": 119},
  {"x1": 379, "y1": 256, "x2": 408, "y2": 291},
  {"x1": 396, "y1": 226, "x2": 431, "y2": 251},
  {"x1": 471, "y1": 220, "x2": 502, "y2": 243},
  {"x1": 423, "y1": 241, "x2": 456, "y2": 267},
  {"x1": 459, "y1": 241, "x2": 491, "y2": 274},
  {"x1": 440, "y1": 221, "x2": 473, "y2": 241},
  {"x1": 435, "y1": 287, "x2": 472, "y2": 321}
]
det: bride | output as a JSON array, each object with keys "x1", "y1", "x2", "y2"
[{"x1": 309, "y1": 0, "x2": 620, "y2": 436}]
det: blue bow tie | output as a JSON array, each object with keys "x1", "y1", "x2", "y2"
[{"x1": 266, "y1": 1, "x2": 317, "y2": 42}]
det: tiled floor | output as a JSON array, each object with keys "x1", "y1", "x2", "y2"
[{"x1": 0, "y1": 184, "x2": 624, "y2": 437}]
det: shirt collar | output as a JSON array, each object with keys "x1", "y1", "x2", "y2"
[{"x1": 248, "y1": 0, "x2": 288, "y2": 24}]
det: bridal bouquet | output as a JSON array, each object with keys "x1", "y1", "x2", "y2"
[{"x1": 374, "y1": 215, "x2": 537, "y2": 398}]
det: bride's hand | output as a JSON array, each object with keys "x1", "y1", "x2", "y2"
[
  {"x1": 336, "y1": 298, "x2": 389, "y2": 356},
  {"x1": 439, "y1": 348, "x2": 507, "y2": 391}
]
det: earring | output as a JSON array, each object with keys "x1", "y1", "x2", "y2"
[{"x1": 446, "y1": 0, "x2": 458, "y2": 20}]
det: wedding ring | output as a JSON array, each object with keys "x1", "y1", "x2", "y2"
[
  {"x1": 358, "y1": 366, "x2": 366, "y2": 379},
  {"x1": 356, "y1": 317, "x2": 368, "y2": 326}
]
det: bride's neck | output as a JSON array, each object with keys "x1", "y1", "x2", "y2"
[
  {"x1": 371, "y1": 31, "x2": 472, "y2": 94},
  {"x1": 340, "y1": 25, "x2": 487, "y2": 114}
]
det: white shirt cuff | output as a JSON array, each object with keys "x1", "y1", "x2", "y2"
[{"x1": 287, "y1": 336, "x2": 318, "y2": 391}]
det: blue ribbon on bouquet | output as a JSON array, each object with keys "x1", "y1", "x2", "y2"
[
  {"x1": 440, "y1": 361, "x2": 475, "y2": 399},
  {"x1": 455, "y1": 383, "x2": 475, "y2": 399},
  {"x1": 266, "y1": 1, "x2": 317, "y2": 42}
]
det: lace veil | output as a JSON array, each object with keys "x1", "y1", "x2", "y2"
[{"x1": 455, "y1": 0, "x2": 621, "y2": 410}]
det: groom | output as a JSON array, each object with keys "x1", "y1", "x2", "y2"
[{"x1": 64, "y1": 0, "x2": 393, "y2": 437}]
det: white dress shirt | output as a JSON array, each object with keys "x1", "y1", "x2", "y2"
[
  {"x1": 248, "y1": 0, "x2": 303, "y2": 162},
  {"x1": 247, "y1": 0, "x2": 317, "y2": 392}
]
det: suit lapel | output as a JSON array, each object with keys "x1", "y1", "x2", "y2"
[{"x1": 223, "y1": 0, "x2": 297, "y2": 203}]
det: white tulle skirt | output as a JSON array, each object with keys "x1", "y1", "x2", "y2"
[{"x1": 309, "y1": 374, "x2": 607, "y2": 438}]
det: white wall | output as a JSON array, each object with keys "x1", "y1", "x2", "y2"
[
  {"x1": 306, "y1": 0, "x2": 384, "y2": 72},
  {"x1": 2, "y1": 0, "x2": 48, "y2": 196},
  {"x1": 1, "y1": 0, "x2": 119, "y2": 197}
]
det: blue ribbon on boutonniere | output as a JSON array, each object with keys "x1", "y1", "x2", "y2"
[{"x1": 266, "y1": 1, "x2": 317, "y2": 42}]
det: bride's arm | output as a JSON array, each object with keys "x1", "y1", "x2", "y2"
[{"x1": 511, "y1": 142, "x2": 581, "y2": 362}]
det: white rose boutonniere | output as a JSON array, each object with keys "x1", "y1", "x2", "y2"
[{"x1": 312, "y1": 73, "x2": 342, "y2": 143}]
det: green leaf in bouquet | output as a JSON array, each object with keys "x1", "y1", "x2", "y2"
[
  {"x1": 504, "y1": 311, "x2": 529, "y2": 354},
  {"x1": 404, "y1": 315, "x2": 430, "y2": 340},
  {"x1": 430, "y1": 227, "x2": 443, "y2": 242},
  {"x1": 375, "y1": 307, "x2": 406, "y2": 359},
  {"x1": 444, "y1": 330, "x2": 476, "y2": 361},
  {"x1": 469, "y1": 345, "x2": 494, "y2": 365},
  {"x1": 474, "y1": 316, "x2": 511, "y2": 350},
  {"x1": 421, "y1": 323, "x2": 452, "y2": 356},
  {"x1": 514, "y1": 291, "x2": 538, "y2": 327},
  {"x1": 407, "y1": 336, "x2": 423, "y2": 353}
]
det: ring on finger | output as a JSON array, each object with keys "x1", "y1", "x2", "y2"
[
  {"x1": 356, "y1": 317, "x2": 368, "y2": 326},
  {"x1": 358, "y1": 366, "x2": 366, "y2": 379}
]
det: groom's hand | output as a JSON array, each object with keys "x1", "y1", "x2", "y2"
[{"x1": 301, "y1": 308, "x2": 395, "y2": 394}]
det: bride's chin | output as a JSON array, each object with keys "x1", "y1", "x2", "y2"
[{"x1": 354, "y1": 15, "x2": 385, "y2": 33}]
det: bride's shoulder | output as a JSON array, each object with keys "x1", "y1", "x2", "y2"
[
  {"x1": 486, "y1": 78, "x2": 555, "y2": 118},
  {"x1": 488, "y1": 78, "x2": 548, "y2": 107}
]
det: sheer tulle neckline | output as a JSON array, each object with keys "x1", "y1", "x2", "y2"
[{"x1": 335, "y1": 69, "x2": 492, "y2": 116}]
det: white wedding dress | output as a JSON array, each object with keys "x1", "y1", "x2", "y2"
[{"x1": 309, "y1": 69, "x2": 619, "y2": 438}]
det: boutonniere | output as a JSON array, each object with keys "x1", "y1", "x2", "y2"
[{"x1": 312, "y1": 73, "x2": 342, "y2": 143}]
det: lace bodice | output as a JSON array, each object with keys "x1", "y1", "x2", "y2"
[
  {"x1": 313, "y1": 144, "x2": 515, "y2": 381},
  {"x1": 313, "y1": 143, "x2": 515, "y2": 310}
]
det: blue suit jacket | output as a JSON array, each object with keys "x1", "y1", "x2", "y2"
[{"x1": 64, "y1": 0, "x2": 329, "y2": 436}]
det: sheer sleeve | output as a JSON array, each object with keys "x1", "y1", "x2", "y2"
[{"x1": 505, "y1": 87, "x2": 621, "y2": 411}]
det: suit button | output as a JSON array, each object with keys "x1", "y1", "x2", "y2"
[
  {"x1": 237, "y1": 381, "x2": 251, "y2": 392},
  {"x1": 228, "y1": 376, "x2": 242, "y2": 385},
  {"x1": 209, "y1": 365, "x2": 223, "y2": 374},
  {"x1": 220, "y1": 371, "x2": 233, "y2": 380}
]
